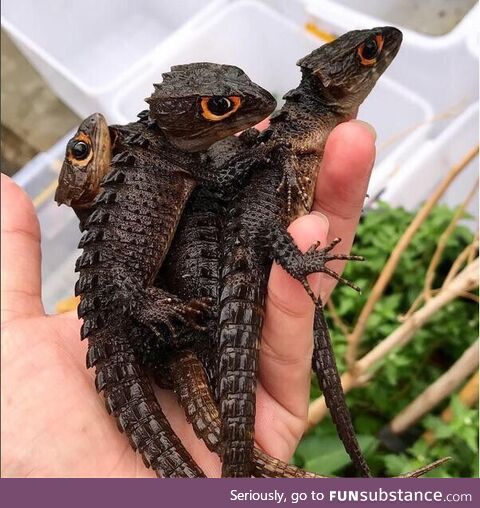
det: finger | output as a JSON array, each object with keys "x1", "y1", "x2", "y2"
[
  {"x1": 313, "y1": 120, "x2": 376, "y2": 299},
  {"x1": 256, "y1": 213, "x2": 329, "y2": 458},
  {"x1": 1, "y1": 174, "x2": 44, "y2": 323}
]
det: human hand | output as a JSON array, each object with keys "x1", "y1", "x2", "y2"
[{"x1": 1, "y1": 120, "x2": 375, "y2": 477}]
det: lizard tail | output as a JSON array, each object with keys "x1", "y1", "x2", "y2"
[
  {"x1": 216, "y1": 234, "x2": 267, "y2": 477},
  {"x1": 312, "y1": 304, "x2": 372, "y2": 477},
  {"x1": 171, "y1": 351, "x2": 328, "y2": 478},
  {"x1": 86, "y1": 328, "x2": 205, "y2": 478}
]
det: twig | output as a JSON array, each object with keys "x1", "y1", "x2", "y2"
[
  {"x1": 458, "y1": 291, "x2": 480, "y2": 303},
  {"x1": 424, "y1": 180, "x2": 478, "y2": 296},
  {"x1": 357, "y1": 260, "x2": 478, "y2": 373},
  {"x1": 443, "y1": 237, "x2": 479, "y2": 287},
  {"x1": 423, "y1": 372, "x2": 479, "y2": 444},
  {"x1": 467, "y1": 236, "x2": 478, "y2": 264},
  {"x1": 388, "y1": 340, "x2": 479, "y2": 434},
  {"x1": 345, "y1": 145, "x2": 479, "y2": 368},
  {"x1": 401, "y1": 181, "x2": 478, "y2": 320},
  {"x1": 307, "y1": 259, "x2": 479, "y2": 428},
  {"x1": 399, "y1": 292, "x2": 425, "y2": 321}
]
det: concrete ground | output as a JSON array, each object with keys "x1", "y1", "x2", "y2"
[{"x1": 1, "y1": 30, "x2": 81, "y2": 176}]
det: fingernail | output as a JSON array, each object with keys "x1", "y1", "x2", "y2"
[
  {"x1": 350, "y1": 119, "x2": 377, "y2": 140},
  {"x1": 310, "y1": 211, "x2": 329, "y2": 228}
]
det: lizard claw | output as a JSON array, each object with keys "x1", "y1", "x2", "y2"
[
  {"x1": 140, "y1": 293, "x2": 213, "y2": 338},
  {"x1": 304, "y1": 238, "x2": 364, "y2": 294},
  {"x1": 168, "y1": 297, "x2": 213, "y2": 333},
  {"x1": 284, "y1": 238, "x2": 364, "y2": 303},
  {"x1": 306, "y1": 240, "x2": 322, "y2": 255},
  {"x1": 301, "y1": 278, "x2": 319, "y2": 305}
]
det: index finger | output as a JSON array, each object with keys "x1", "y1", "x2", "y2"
[{"x1": 313, "y1": 120, "x2": 376, "y2": 299}]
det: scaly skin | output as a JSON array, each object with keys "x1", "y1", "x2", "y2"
[
  {"x1": 216, "y1": 27, "x2": 403, "y2": 477},
  {"x1": 57, "y1": 44, "x2": 449, "y2": 479},
  {"x1": 62, "y1": 63, "x2": 276, "y2": 477},
  {"x1": 168, "y1": 351, "x2": 449, "y2": 479},
  {"x1": 170, "y1": 351, "x2": 326, "y2": 478},
  {"x1": 59, "y1": 119, "x2": 334, "y2": 479},
  {"x1": 76, "y1": 131, "x2": 204, "y2": 477}
]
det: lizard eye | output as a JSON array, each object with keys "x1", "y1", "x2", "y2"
[
  {"x1": 357, "y1": 34, "x2": 384, "y2": 65},
  {"x1": 71, "y1": 141, "x2": 90, "y2": 160},
  {"x1": 200, "y1": 96, "x2": 241, "y2": 121}
]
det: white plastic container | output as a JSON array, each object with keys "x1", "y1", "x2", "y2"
[
  {"x1": 467, "y1": 29, "x2": 479, "y2": 60},
  {"x1": 112, "y1": 0, "x2": 433, "y2": 196},
  {"x1": 1, "y1": 0, "x2": 225, "y2": 120},
  {"x1": 306, "y1": 0, "x2": 479, "y2": 122},
  {"x1": 14, "y1": 132, "x2": 81, "y2": 314},
  {"x1": 380, "y1": 102, "x2": 479, "y2": 228}
]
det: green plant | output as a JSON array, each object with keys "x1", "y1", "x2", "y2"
[{"x1": 294, "y1": 202, "x2": 478, "y2": 477}]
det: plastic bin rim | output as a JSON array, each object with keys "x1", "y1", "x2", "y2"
[
  {"x1": 1, "y1": 16, "x2": 162, "y2": 96},
  {"x1": 305, "y1": 0, "x2": 479, "y2": 48},
  {"x1": 0, "y1": 0, "x2": 227, "y2": 97}
]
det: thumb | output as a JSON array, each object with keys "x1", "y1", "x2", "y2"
[{"x1": 1, "y1": 174, "x2": 44, "y2": 324}]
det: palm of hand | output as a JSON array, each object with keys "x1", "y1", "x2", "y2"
[
  {"x1": 2, "y1": 312, "x2": 306, "y2": 478},
  {"x1": 2, "y1": 313, "x2": 151, "y2": 477}
]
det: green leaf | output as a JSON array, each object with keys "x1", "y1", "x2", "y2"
[{"x1": 303, "y1": 435, "x2": 377, "y2": 475}]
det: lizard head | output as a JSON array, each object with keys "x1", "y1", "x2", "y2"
[
  {"x1": 297, "y1": 26, "x2": 402, "y2": 114},
  {"x1": 55, "y1": 113, "x2": 112, "y2": 208},
  {"x1": 145, "y1": 63, "x2": 276, "y2": 151}
]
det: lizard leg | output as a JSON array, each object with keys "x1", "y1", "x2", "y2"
[
  {"x1": 268, "y1": 227, "x2": 363, "y2": 303},
  {"x1": 134, "y1": 287, "x2": 212, "y2": 339},
  {"x1": 81, "y1": 274, "x2": 212, "y2": 339},
  {"x1": 87, "y1": 331, "x2": 205, "y2": 477},
  {"x1": 170, "y1": 351, "x2": 327, "y2": 478},
  {"x1": 266, "y1": 225, "x2": 371, "y2": 476},
  {"x1": 274, "y1": 145, "x2": 310, "y2": 216},
  {"x1": 313, "y1": 303, "x2": 372, "y2": 477}
]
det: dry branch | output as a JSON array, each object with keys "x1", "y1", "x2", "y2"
[
  {"x1": 424, "y1": 179, "x2": 478, "y2": 295},
  {"x1": 443, "y1": 237, "x2": 479, "y2": 288},
  {"x1": 388, "y1": 339, "x2": 479, "y2": 434},
  {"x1": 423, "y1": 372, "x2": 479, "y2": 444},
  {"x1": 307, "y1": 259, "x2": 479, "y2": 428},
  {"x1": 345, "y1": 145, "x2": 479, "y2": 368},
  {"x1": 326, "y1": 299, "x2": 350, "y2": 336}
]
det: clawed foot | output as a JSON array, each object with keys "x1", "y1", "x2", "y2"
[
  {"x1": 287, "y1": 237, "x2": 364, "y2": 303},
  {"x1": 139, "y1": 292, "x2": 213, "y2": 338}
]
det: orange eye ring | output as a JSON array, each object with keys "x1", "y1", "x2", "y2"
[
  {"x1": 67, "y1": 132, "x2": 93, "y2": 166},
  {"x1": 200, "y1": 96, "x2": 242, "y2": 121},
  {"x1": 357, "y1": 34, "x2": 384, "y2": 66}
]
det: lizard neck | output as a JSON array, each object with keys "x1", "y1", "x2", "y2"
[{"x1": 287, "y1": 73, "x2": 358, "y2": 122}]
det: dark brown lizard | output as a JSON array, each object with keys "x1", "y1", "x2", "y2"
[
  {"x1": 56, "y1": 117, "x2": 339, "y2": 478},
  {"x1": 58, "y1": 60, "x2": 449, "y2": 479},
  {"x1": 55, "y1": 113, "x2": 151, "y2": 235},
  {"x1": 214, "y1": 27, "x2": 403, "y2": 477},
  {"x1": 55, "y1": 112, "x2": 112, "y2": 225},
  {"x1": 59, "y1": 63, "x2": 276, "y2": 477},
  {"x1": 152, "y1": 119, "x2": 448, "y2": 479}
]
